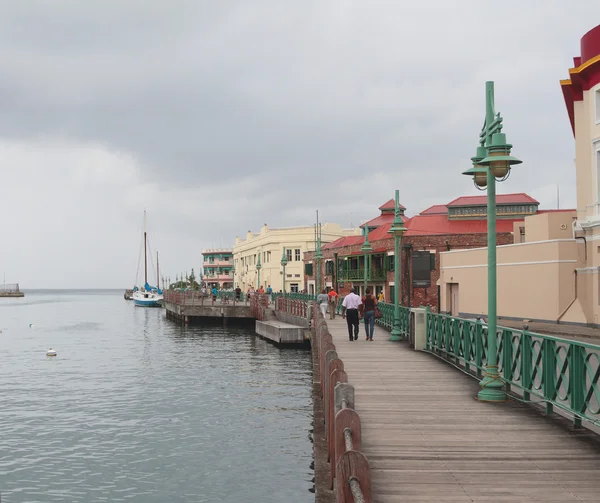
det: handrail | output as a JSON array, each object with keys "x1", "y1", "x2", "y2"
[
  {"x1": 425, "y1": 308, "x2": 600, "y2": 428},
  {"x1": 163, "y1": 289, "x2": 249, "y2": 307},
  {"x1": 312, "y1": 303, "x2": 372, "y2": 502}
]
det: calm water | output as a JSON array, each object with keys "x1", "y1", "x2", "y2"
[{"x1": 0, "y1": 290, "x2": 313, "y2": 503}]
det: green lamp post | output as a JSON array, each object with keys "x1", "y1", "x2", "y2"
[
  {"x1": 462, "y1": 81, "x2": 522, "y2": 402},
  {"x1": 281, "y1": 247, "x2": 288, "y2": 295},
  {"x1": 314, "y1": 213, "x2": 323, "y2": 296},
  {"x1": 388, "y1": 189, "x2": 408, "y2": 341},
  {"x1": 360, "y1": 225, "x2": 373, "y2": 296},
  {"x1": 256, "y1": 249, "x2": 262, "y2": 289}
]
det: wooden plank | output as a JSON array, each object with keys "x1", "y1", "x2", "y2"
[{"x1": 326, "y1": 318, "x2": 600, "y2": 502}]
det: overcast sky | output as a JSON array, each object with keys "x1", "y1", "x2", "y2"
[{"x1": 0, "y1": 1, "x2": 597, "y2": 288}]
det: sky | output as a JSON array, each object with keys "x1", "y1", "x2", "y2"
[{"x1": 0, "y1": 1, "x2": 598, "y2": 288}]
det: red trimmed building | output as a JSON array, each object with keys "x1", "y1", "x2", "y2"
[{"x1": 304, "y1": 193, "x2": 540, "y2": 311}]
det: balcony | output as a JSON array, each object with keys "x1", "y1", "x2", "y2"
[
  {"x1": 202, "y1": 273, "x2": 234, "y2": 281},
  {"x1": 203, "y1": 259, "x2": 232, "y2": 267},
  {"x1": 338, "y1": 268, "x2": 386, "y2": 282}
]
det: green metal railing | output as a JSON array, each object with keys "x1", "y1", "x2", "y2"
[
  {"x1": 335, "y1": 298, "x2": 410, "y2": 337},
  {"x1": 426, "y1": 310, "x2": 600, "y2": 427},
  {"x1": 337, "y1": 268, "x2": 386, "y2": 281}
]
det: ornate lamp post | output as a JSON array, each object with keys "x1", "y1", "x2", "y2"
[
  {"x1": 360, "y1": 225, "x2": 373, "y2": 296},
  {"x1": 388, "y1": 189, "x2": 408, "y2": 341},
  {"x1": 281, "y1": 247, "x2": 288, "y2": 295},
  {"x1": 256, "y1": 249, "x2": 262, "y2": 289},
  {"x1": 314, "y1": 212, "x2": 323, "y2": 295},
  {"x1": 462, "y1": 81, "x2": 522, "y2": 402}
]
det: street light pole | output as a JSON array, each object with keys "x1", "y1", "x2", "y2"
[
  {"x1": 281, "y1": 247, "x2": 288, "y2": 295},
  {"x1": 256, "y1": 249, "x2": 262, "y2": 289},
  {"x1": 314, "y1": 211, "x2": 323, "y2": 295},
  {"x1": 361, "y1": 225, "x2": 373, "y2": 297},
  {"x1": 463, "y1": 81, "x2": 522, "y2": 402},
  {"x1": 388, "y1": 189, "x2": 408, "y2": 341}
]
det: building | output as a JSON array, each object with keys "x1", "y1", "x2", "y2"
[
  {"x1": 437, "y1": 24, "x2": 600, "y2": 325},
  {"x1": 304, "y1": 194, "x2": 540, "y2": 311},
  {"x1": 233, "y1": 223, "x2": 359, "y2": 293},
  {"x1": 202, "y1": 248, "x2": 233, "y2": 289}
]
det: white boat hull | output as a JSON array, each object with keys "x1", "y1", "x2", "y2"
[{"x1": 133, "y1": 291, "x2": 163, "y2": 308}]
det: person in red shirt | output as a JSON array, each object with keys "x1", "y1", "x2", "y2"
[{"x1": 327, "y1": 289, "x2": 338, "y2": 319}]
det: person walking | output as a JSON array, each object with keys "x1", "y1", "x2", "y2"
[
  {"x1": 328, "y1": 288, "x2": 338, "y2": 319},
  {"x1": 362, "y1": 287, "x2": 378, "y2": 341},
  {"x1": 266, "y1": 285, "x2": 273, "y2": 303},
  {"x1": 377, "y1": 290, "x2": 385, "y2": 302},
  {"x1": 316, "y1": 289, "x2": 329, "y2": 317},
  {"x1": 341, "y1": 288, "x2": 362, "y2": 341}
]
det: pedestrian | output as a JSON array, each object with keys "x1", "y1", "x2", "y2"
[
  {"x1": 362, "y1": 287, "x2": 378, "y2": 341},
  {"x1": 266, "y1": 284, "x2": 273, "y2": 303},
  {"x1": 235, "y1": 286, "x2": 241, "y2": 301},
  {"x1": 316, "y1": 288, "x2": 329, "y2": 317},
  {"x1": 328, "y1": 288, "x2": 338, "y2": 319},
  {"x1": 377, "y1": 290, "x2": 385, "y2": 302},
  {"x1": 341, "y1": 287, "x2": 362, "y2": 341},
  {"x1": 211, "y1": 286, "x2": 218, "y2": 302}
]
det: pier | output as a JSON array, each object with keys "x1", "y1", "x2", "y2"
[
  {"x1": 309, "y1": 300, "x2": 600, "y2": 502},
  {"x1": 0, "y1": 283, "x2": 24, "y2": 298}
]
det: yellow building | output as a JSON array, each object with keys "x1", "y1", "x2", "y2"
[
  {"x1": 233, "y1": 223, "x2": 359, "y2": 293},
  {"x1": 438, "y1": 24, "x2": 600, "y2": 326}
]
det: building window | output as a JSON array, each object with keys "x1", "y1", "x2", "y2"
[
  {"x1": 290, "y1": 283, "x2": 299, "y2": 293},
  {"x1": 388, "y1": 255, "x2": 395, "y2": 271},
  {"x1": 412, "y1": 251, "x2": 434, "y2": 287},
  {"x1": 325, "y1": 260, "x2": 333, "y2": 275},
  {"x1": 597, "y1": 149, "x2": 600, "y2": 203},
  {"x1": 294, "y1": 274, "x2": 300, "y2": 278},
  {"x1": 286, "y1": 249, "x2": 292, "y2": 261},
  {"x1": 596, "y1": 88, "x2": 600, "y2": 124},
  {"x1": 305, "y1": 263, "x2": 313, "y2": 276},
  {"x1": 295, "y1": 249, "x2": 301, "y2": 261}
]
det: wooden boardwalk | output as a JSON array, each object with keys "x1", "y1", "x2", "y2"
[{"x1": 326, "y1": 317, "x2": 600, "y2": 502}]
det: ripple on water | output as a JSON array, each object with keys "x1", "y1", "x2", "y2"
[{"x1": 0, "y1": 292, "x2": 313, "y2": 502}]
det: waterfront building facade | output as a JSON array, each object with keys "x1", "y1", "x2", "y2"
[
  {"x1": 233, "y1": 223, "x2": 359, "y2": 293},
  {"x1": 202, "y1": 248, "x2": 233, "y2": 289},
  {"x1": 304, "y1": 194, "x2": 538, "y2": 311},
  {"x1": 437, "y1": 24, "x2": 600, "y2": 325}
]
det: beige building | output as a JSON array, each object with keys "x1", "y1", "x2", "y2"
[
  {"x1": 233, "y1": 223, "x2": 358, "y2": 293},
  {"x1": 438, "y1": 24, "x2": 600, "y2": 326}
]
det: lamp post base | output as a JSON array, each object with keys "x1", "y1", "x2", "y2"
[
  {"x1": 477, "y1": 367, "x2": 507, "y2": 402},
  {"x1": 389, "y1": 326, "x2": 402, "y2": 341}
]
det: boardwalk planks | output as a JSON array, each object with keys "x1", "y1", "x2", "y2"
[{"x1": 326, "y1": 318, "x2": 600, "y2": 502}]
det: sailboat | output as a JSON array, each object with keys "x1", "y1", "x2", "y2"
[{"x1": 133, "y1": 212, "x2": 164, "y2": 308}]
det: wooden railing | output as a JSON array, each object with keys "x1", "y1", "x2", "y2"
[
  {"x1": 163, "y1": 290, "x2": 248, "y2": 306},
  {"x1": 312, "y1": 304, "x2": 372, "y2": 502},
  {"x1": 250, "y1": 294, "x2": 268, "y2": 321}
]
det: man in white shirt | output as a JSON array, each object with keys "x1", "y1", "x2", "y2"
[{"x1": 341, "y1": 287, "x2": 362, "y2": 341}]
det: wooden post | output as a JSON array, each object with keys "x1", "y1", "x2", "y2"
[
  {"x1": 333, "y1": 407, "x2": 361, "y2": 490},
  {"x1": 335, "y1": 451, "x2": 372, "y2": 503},
  {"x1": 323, "y1": 350, "x2": 339, "y2": 429}
]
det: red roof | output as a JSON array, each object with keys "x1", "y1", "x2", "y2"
[
  {"x1": 420, "y1": 204, "x2": 448, "y2": 215},
  {"x1": 447, "y1": 193, "x2": 539, "y2": 207},
  {"x1": 379, "y1": 199, "x2": 406, "y2": 211},
  {"x1": 322, "y1": 235, "x2": 364, "y2": 250},
  {"x1": 404, "y1": 214, "x2": 522, "y2": 236},
  {"x1": 368, "y1": 222, "x2": 393, "y2": 241},
  {"x1": 360, "y1": 213, "x2": 408, "y2": 228}
]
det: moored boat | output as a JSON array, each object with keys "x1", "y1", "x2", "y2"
[{"x1": 132, "y1": 212, "x2": 163, "y2": 308}]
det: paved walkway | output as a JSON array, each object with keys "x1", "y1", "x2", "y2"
[{"x1": 327, "y1": 317, "x2": 600, "y2": 502}]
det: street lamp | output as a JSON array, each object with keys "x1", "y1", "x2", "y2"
[
  {"x1": 281, "y1": 247, "x2": 288, "y2": 295},
  {"x1": 462, "y1": 81, "x2": 522, "y2": 402},
  {"x1": 388, "y1": 189, "x2": 408, "y2": 341},
  {"x1": 256, "y1": 249, "x2": 262, "y2": 289},
  {"x1": 360, "y1": 225, "x2": 373, "y2": 296},
  {"x1": 314, "y1": 212, "x2": 323, "y2": 295}
]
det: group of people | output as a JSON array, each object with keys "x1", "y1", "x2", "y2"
[{"x1": 318, "y1": 287, "x2": 380, "y2": 342}]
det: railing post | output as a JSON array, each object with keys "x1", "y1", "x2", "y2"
[
  {"x1": 521, "y1": 331, "x2": 532, "y2": 402},
  {"x1": 569, "y1": 344, "x2": 585, "y2": 428},
  {"x1": 475, "y1": 319, "x2": 484, "y2": 379},
  {"x1": 502, "y1": 329, "x2": 513, "y2": 394},
  {"x1": 543, "y1": 339, "x2": 557, "y2": 415}
]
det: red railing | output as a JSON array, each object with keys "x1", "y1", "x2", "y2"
[
  {"x1": 163, "y1": 290, "x2": 247, "y2": 306},
  {"x1": 312, "y1": 303, "x2": 372, "y2": 502},
  {"x1": 249, "y1": 294, "x2": 268, "y2": 321},
  {"x1": 276, "y1": 297, "x2": 308, "y2": 318}
]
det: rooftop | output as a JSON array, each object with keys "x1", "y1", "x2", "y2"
[
  {"x1": 447, "y1": 193, "x2": 539, "y2": 207},
  {"x1": 403, "y1": 214, "x2": 521, "y2": 236},
  {"x1": 420, "y1": 204, "x2": 448, "y2": 215}
]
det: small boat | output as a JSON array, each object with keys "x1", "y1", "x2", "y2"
[
  {"x1": 124, "y1": 289, "x2": 134, "y2": 300},
  {"x1": 132, "y1": 212, "x2": 163, "y2": 308},
  {"x1": 46, "y1": 348, "x2": 57, "y2": 356}
]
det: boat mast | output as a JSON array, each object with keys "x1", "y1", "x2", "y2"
[
  {"x1": 144, "y1": 211, "x2": 148, "y2": 285},
  {"x1": 157, "y1": 251, "x2": 160, "y2": 289}
]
